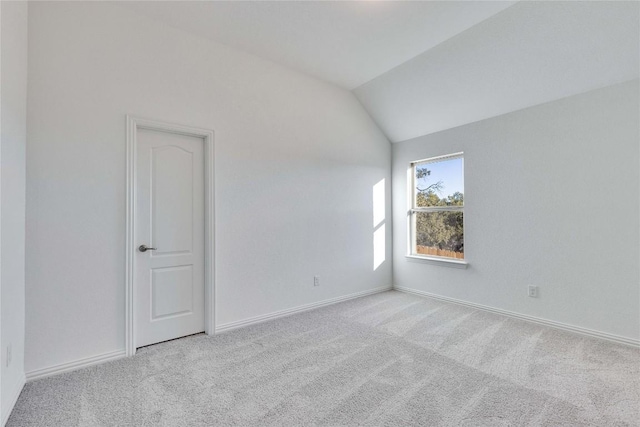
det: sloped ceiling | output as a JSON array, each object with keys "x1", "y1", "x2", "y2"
[
  {"x1": 116, "y1": 0, "x2": 515, "y2": 89},
  {"x1": 118, "y1": 1, "x2": 638, "y2": 143},
  {"x1": 354, "y1": 1, "x2": 640, "y2": 142}
]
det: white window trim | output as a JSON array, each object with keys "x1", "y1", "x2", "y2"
[
  {"x1": 405, "y1": 254, "x2": 468, "y2": 269},
  {"x1": 407, "y1": 152, "x2": 466, "y2": 267}
]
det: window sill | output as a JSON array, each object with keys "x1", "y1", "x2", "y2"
[{"x1": 405, "y1": 255, "x2": 468, "y2": 269}]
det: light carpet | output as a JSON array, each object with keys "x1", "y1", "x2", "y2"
[{"x1": 8, "y1": 290, "x2": 640, "y2": 426}]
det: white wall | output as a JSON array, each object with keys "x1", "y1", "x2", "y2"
[
  {"x1": 355, "y1": 1, "x2": 639, "y2": 142},
  {"x1": 25, "y1": 2, "x2": 391, "y2": 374},
  {"x1": 392, "y1": 80, "x2": 640, "y2": 341},
  {"x1": 1, "y1": 1, "x2": 28, "y2": 423}
]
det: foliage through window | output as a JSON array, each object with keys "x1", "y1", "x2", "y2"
[{"x1": 409, "y1": 153, "x2": 464, "y2": 260}]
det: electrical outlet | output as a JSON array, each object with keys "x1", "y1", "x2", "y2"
[
  {"x1": 6, "y1": 344, "x2": 12, "y2": 367},
  {"x1": 313, "y1": 276, "x2": 320, "y2": 287},
  {"x1": 528, "y1": 285, "x2": 538, "y2": 298}
]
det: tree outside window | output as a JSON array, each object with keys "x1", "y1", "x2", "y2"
[{"x1": 410, "y1": 153, "x2": 464, "y2": 260}]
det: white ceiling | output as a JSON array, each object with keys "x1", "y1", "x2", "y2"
[
  {"x1": 117, "y1": 0, "x2": 516, "y2": 90},
  {"x1": 354, "y1": 1, "x2": 640, "y2": 142}
]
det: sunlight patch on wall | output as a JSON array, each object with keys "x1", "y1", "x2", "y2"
[
  {"x1": 373, "y1": 179, "x2": 386, "y2": 270},
  {"x1": 373, "y1": 178, "x2": 385, "y2": 228},
  {"x1": 373, "y1": 224, "x2": 386, "y2": 271}
]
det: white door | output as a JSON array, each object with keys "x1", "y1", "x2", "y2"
[{"x1": 135, "y1": 128, "x2": 205, "y2": 348}]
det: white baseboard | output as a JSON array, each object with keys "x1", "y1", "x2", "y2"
[
  {"x1": 25, "y1": 349, "x2": 126, "y2": 382},
  {"x1": 2, "y1": 373, "x2": 26, "y2": 427},
  {"x1": 394, "y1": 286, "x2": 639, "y2": 348},
  {"x1": 216, "y1": 285, "x2": 393, "y2": 333}
]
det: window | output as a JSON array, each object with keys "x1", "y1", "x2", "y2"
[{"x1": 409, "y1": 153, "x2": 464, "y2": 261}]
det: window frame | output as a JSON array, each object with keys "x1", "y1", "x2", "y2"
[{"x1": 407, "y1": 152, "x2": 467, "y2": 267}]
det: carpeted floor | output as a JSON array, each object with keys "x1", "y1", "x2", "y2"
[{"x1": 8, "y1": 290, "x2": 640, "y2": 426}]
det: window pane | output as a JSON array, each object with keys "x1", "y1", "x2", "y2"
[
  {"x1": 414, "y1": 211, "x2": 464, "y2": 259},
  {"x1": 415, "y1": 157, "x2": 464, "y2": 208}
]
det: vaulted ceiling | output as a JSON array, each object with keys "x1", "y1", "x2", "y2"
[
  {"x1": 354, "y1": 1, "x2": 640, "y2": 142},
  {"x1": 117, "y1": 1, "x2": 639, "y2": 142},
  {"x1": 117, "y1": 0, "x2": 515, "y2": 89}
]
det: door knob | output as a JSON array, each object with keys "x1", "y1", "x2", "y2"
[{"x1": 138, "y1": 245, "x2": 157, "y2": 252}]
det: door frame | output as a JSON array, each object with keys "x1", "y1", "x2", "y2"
[{"x1": 125, "y1": 115, "x2": 215, "y2": 357}]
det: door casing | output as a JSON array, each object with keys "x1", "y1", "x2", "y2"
[{"x1": 125, "y1": 115, "x2": 215, "y2": 356}]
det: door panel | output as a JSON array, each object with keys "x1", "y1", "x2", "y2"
[
  {"x1": 152, "y1": 146, "x2": 193, "y2": 255},
  {"x1": 151, "y1": 265, "x2": 193, "y2": 320},
  {"x1": 135, "y1": 128, "x2": 205, "y2": 348}
]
